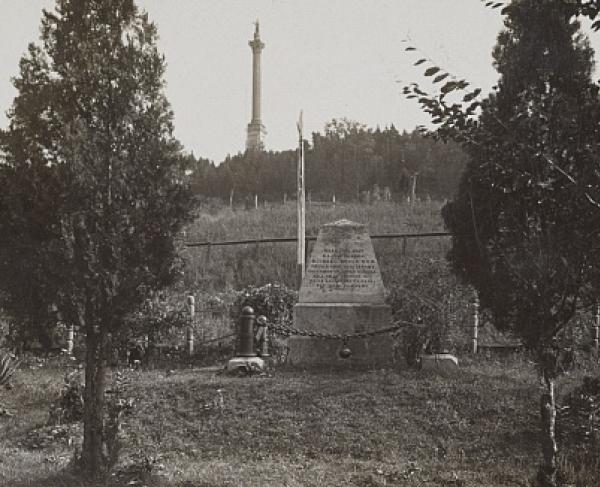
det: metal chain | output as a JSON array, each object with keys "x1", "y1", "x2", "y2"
[
  {"x1": 264, "y1": 318, "x2": 417, "y2": 341},
  {"x1": 194, "y1": 332, "x2": 237, "y2": 346}
]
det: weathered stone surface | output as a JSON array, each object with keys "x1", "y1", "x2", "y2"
[
  {"x1": 227, "y1": 356, "x2": 265, "y2": 372},
  {"x1": 289, "y1": 303, "x2": 393, "y2": 366},
  {"x1": 420, "y1": 353, "x2": 459, "y2": 372},
  {"x1": 299, "y1": 220, "x2": 386, "y2": 304},
  {"x1": 291, "y1": 220, "x2": 392, "y2": 366}
]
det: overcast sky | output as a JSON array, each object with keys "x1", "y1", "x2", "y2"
[{"x1": 1, "y1": 1, "x2": 599, "y2": 162}]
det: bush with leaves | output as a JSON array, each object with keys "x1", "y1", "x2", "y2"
[
  {"x1": 104, "y1": 370, "x2": 135, "y2": 471},
  {"x1": 558, "y1": 375, "x2": 600, "y2": 453},
  {"x1": 386, "y1": 258, "x2": 473, "y2": 366},
  {"x1": 0, "y1": 350, "x2": 18, "y2": 387},
  {"x1": 556, "y1": 375, "x2": 600, "y2": 485},
  {"x1": 233, "y1": 283, "x2": 298, "y2": 364},
  {"x1": 48, "y1": 370, "x2": 84, "y2": 425}
]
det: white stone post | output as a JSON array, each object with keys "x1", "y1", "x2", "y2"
[
  {"x1": 66, "y1": 325, "x2": 74, "y2": 354},
  {"x1": 472, "y1": 294, "x2": 479, "y2": 354},
  {"x1": 594, "y1": 302, "x2": 600, "y2": 355},
  {"x1": 187, "y1": 294, "x2": 195, "y2": 357}
]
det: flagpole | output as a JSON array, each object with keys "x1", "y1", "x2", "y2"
[{"x1": 296, "y1": 111, "x2": 306, "y2": 289}]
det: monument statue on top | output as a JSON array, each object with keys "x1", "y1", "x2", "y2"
[{"x1": 246, "y1": 20, "x2": 267, "y2": 151}]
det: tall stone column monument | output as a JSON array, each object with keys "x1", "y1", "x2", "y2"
[{"x1": 246, "y1": 21, "x2": 267, "y2": 151}]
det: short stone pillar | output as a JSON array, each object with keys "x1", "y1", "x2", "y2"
[
  {"x1": 290, "y1": 220, "x2": 392, "y2": 366},
  {"x1": 227, "y1": 306, "x2": 265, "y2": 371},
  {"x1": 238, "y1": 306, "x2": 256, "y2": 357}
]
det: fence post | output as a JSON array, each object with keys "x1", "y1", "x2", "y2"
[
  {"x1": 472, "y1": 294, "x2": 479, "y2": 354},
  {"x1": 187, "y1": 294, "x2": 195, "y2": 357},
  {"x1": 594, "y1": 302, "x2": 600, "y2": 356},
  {"x1": 66, "y1": 325, "x2": 74, "y2": 355}
]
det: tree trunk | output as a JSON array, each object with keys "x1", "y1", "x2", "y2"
[
  {"x1": 539, "y1": 377, "x2": 558, "y2": 487},
  {"x1": 81, "y1": 326, "x2": 108, "y2": 477}
]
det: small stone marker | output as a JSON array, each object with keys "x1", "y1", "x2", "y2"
[
  {"x1": 290, "y1": 220, "x2": 392, "y2": 365},
  {"x1": 420, "y1": 353, "x2": 459, "y2": 372}
]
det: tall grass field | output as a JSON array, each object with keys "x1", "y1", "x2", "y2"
[{"x1": 181, "y1": 200, "x2": 449, "y2": 292}]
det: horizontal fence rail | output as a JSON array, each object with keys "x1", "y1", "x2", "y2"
[{"x1": 184, "y1": 231, "x2": 451, "y2": 248}]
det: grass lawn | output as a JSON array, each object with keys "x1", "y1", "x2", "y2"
[{"x1": 0, "y1": 355, "x2": 594, "y2": 487}]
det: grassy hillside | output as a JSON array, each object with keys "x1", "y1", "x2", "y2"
[
  {"x1": 181, "y1": 200, "x2": 449, "y2": 292},
  {"x1": 4, "y1": 356, "x2": 590, "y2": 487}
]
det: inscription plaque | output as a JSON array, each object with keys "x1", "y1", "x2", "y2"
[{"x1": 299, "y1": 220, "x2": 386, "y2": 304}]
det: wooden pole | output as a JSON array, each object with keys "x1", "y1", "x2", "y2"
[{"x1": 296, "y1": 111, "x2": 306, "y2": 289}]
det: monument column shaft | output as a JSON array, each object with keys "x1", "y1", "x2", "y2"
[
  {"x1": 246, "y1": 22, "x2": 266, "y2": 151},
  {"x1": 252, "y1": 47, "x2": 262, "y2": 122}
]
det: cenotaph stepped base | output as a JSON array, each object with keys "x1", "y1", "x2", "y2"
[{"x1": 289, "y1": 220, "x2": 393, "y2": 366}]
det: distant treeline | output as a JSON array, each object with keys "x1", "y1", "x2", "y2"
[{"x1": 186, "y1": 119, "x2": 468, "y2": 203}]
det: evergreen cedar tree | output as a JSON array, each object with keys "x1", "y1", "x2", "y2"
[
  {"x1": 0, "y1": 0, "x2": 192, "y2": 476},
  {"x1": 443, "y1": 0, "x2": 600, "y2": 349},
  {"x1": 432, "y1": 0, "x2": 600, "y2": 485}
]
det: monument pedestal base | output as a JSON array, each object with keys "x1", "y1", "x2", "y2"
[{"x1": 288, "y1": 303, "x2": 393, "y2": 366}]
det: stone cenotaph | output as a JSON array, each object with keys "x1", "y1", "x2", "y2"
[{"x1": 289, "y1": 220, "x2": 393, "y2": 365}]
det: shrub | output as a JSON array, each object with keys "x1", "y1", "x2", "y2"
[
  {"x1": 48, "y1": 370, "x2": 84, "y2": 425},
  {"x1": 386, "y1": 257, "x2": 474, "y2": 365},
  {"x1": 233, "y1": 283, "x2": 298, "y2": 364},
  {"x1": 117, "y1": 287, "x2": 190, "y2": 363},
  {"x1": 558, "y1": 375, "x2": 600, "y2": 452},
  {"x1": 0, "y1": 350, "x2": 18, "y2": 387},
  {"x1": 104, "y1": 370, "x2": 135, "y2": 471},
  {"x1": 556, "y1": 375, "x2": 600, "y2": 486}
]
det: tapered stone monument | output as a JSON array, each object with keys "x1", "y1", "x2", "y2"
[{"x1": 289, "y1": 220, "x2": 393, "y2": 366}]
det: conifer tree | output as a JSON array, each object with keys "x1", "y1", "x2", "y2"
[
  {"x1": 437, "y1": 1, "x2": 600, "y2": 484},
  {"x1": 0, "y1": 0, "x2": 191, "y2": 476}
]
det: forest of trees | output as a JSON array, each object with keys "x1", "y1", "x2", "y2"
[{"x1": 187, "y1": 119, "x2": 468, "y2": 204}]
